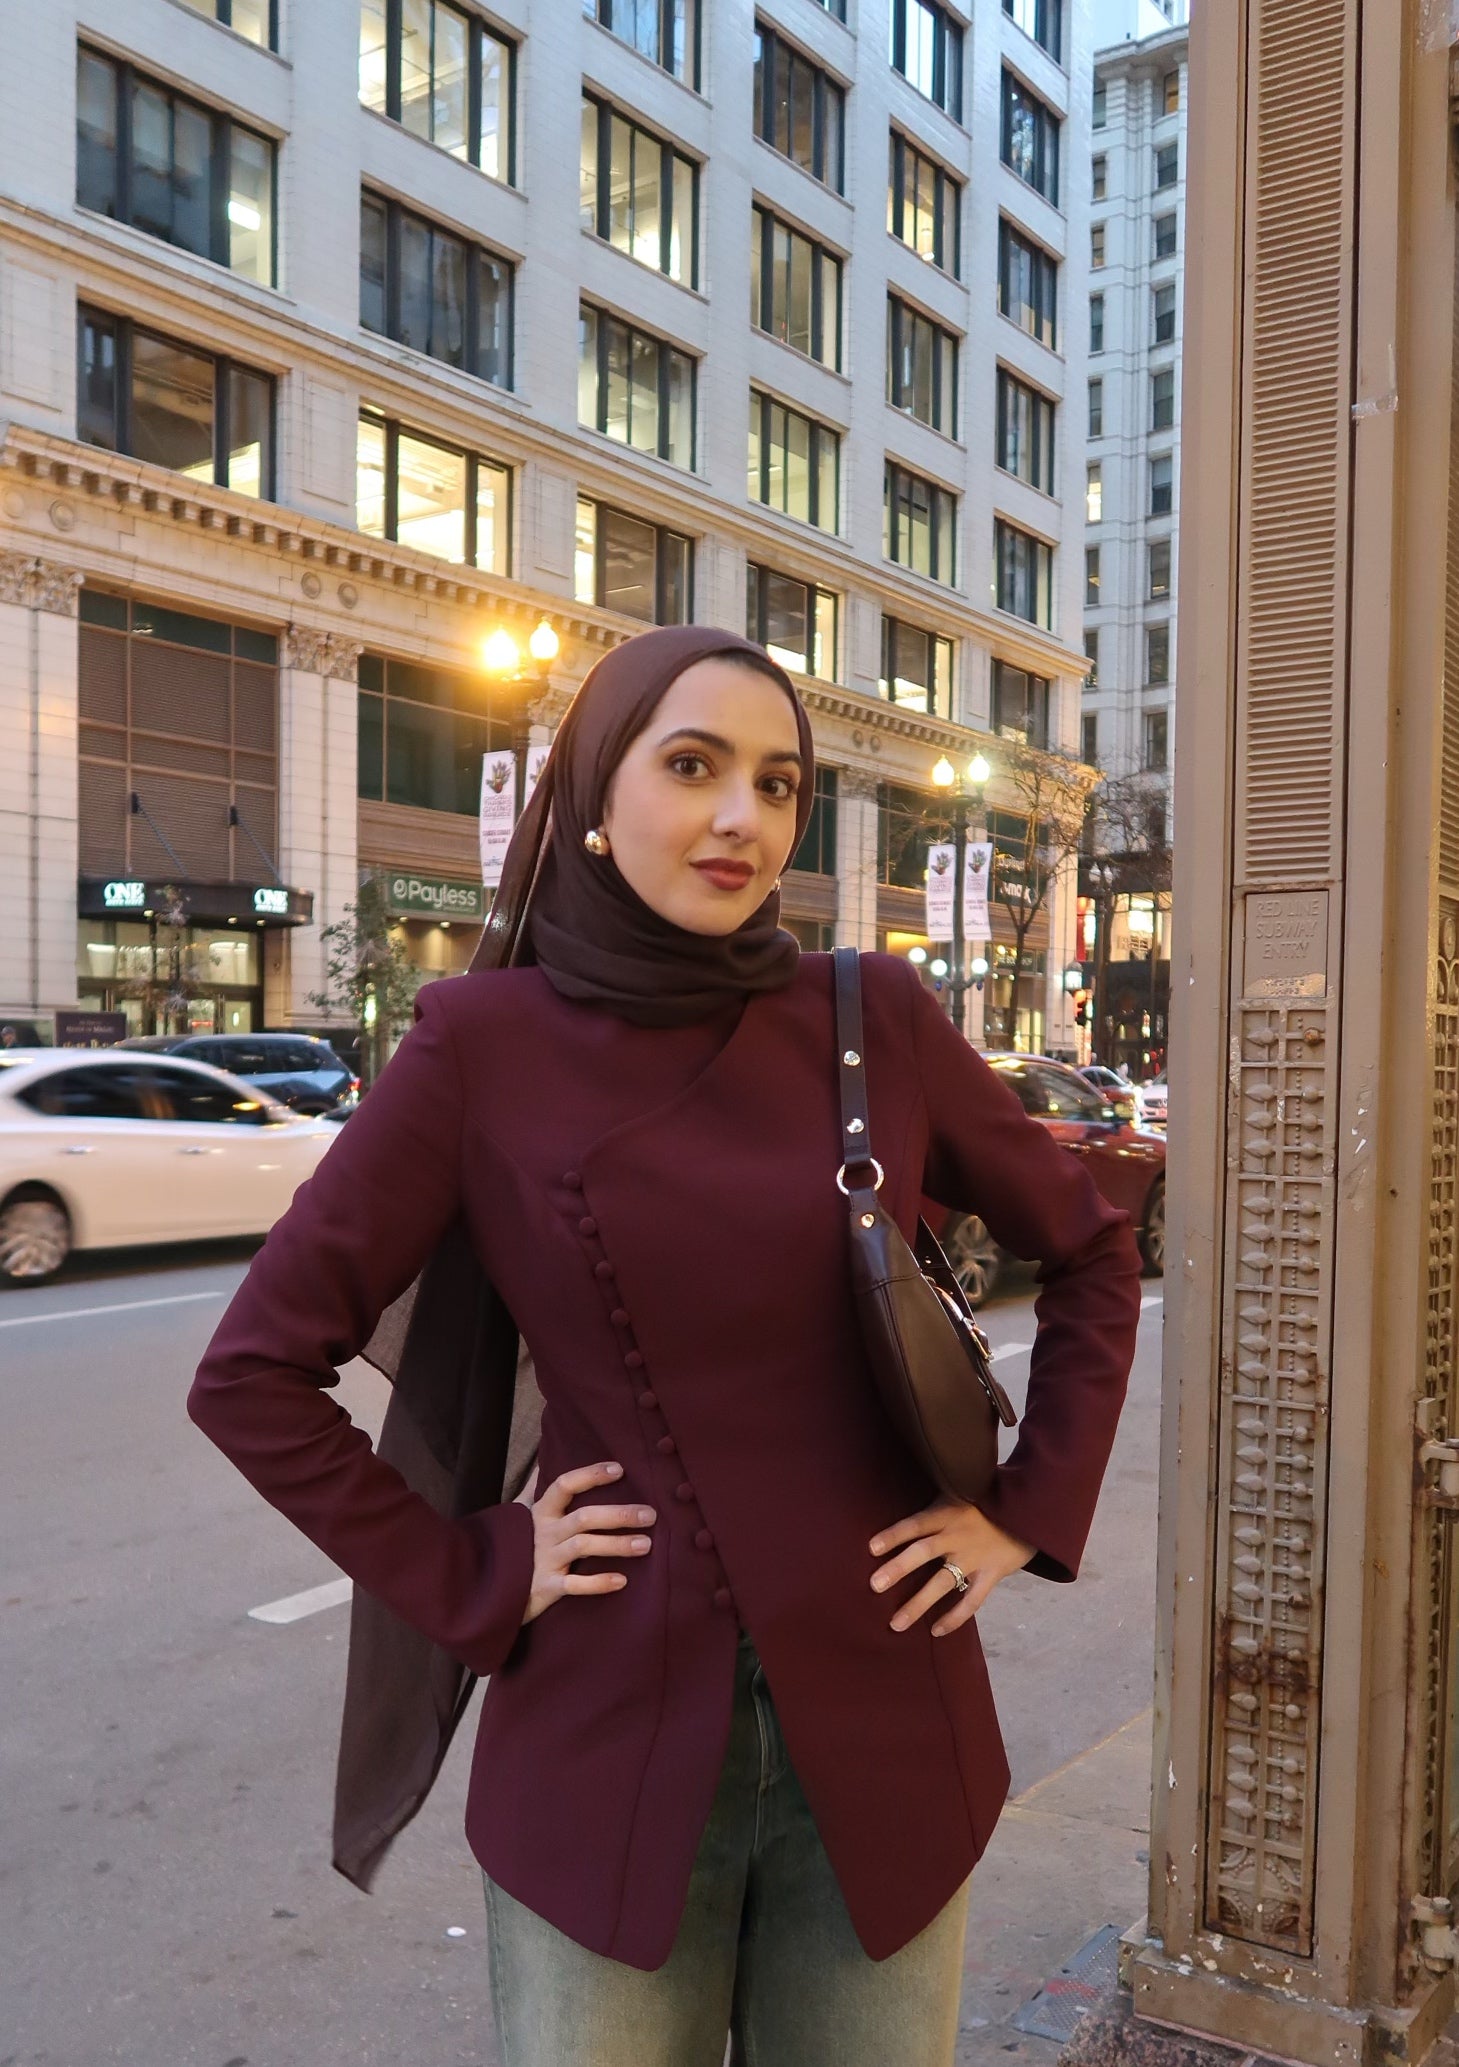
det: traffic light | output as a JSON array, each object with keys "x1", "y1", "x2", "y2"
[{"x1": 1074, "y1": 989, "x2": 1089, "y2": 1027}]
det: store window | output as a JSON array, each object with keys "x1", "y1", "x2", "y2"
[
  {"x1": 359, "y1": 0, "x2": 515, "y2": 180},
  {"x1": 360, "y1": 192, "x2": 513, "y2": 388},
  {"x1": 747, "y1": 564, "x2": 838, "y2": 679},
  {"x1": 356, "y1": 411, "x2": 510, "y2": 569},
  {"x1": 77, "y1": 46, "x2": 275, "y2": 284},
  {"x1": 575, "y1": 496, "x2": 692, "y2": 623},
  {"x1": 357, "y1": 650, "x2": 518, "y2": 816},
  {"x1": 79, "y1": 307, "x2": 274, "y2": 498},
  {"x1": 879, "y1": 616, "x2": 954, "y2": 718},
  {"x1": 581, "y1": 95, "x2": 699, "y2": 286}
]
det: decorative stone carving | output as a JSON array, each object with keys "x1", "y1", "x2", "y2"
[
  {"x1": 0, "y1": 551, "x2": 82, "y2": 615},
  {"x1": 837, "y1": 768, "x2": 882, "y2": 804},
  {"x1": 282, "y1": 626, "x2": 363, "y2": 680}
]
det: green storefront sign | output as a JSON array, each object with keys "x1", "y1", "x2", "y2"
[{"x1": 384, "y1": 872, "x2": 485, "y2": 921}]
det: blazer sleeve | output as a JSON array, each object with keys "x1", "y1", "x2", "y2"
[
  {"x1": 186, "y1": 980, "x2": 535, "y2": 1674},
  {"x1": 905, "y1": 965, "x2": 1142, "y2": 1582}
]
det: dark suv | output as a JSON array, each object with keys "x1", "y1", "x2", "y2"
[
  {"x1": 929, "y1": 1053, "x2": 1167, "y2": 1307},
  {"x1": 118, "y1": 1033, "x2": 357, "y2": 1114}
]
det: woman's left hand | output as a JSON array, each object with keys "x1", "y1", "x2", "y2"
[{"x1": 869, "y1": 1502, "x2": 1036, "y2": 1637}]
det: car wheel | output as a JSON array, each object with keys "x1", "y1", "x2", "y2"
[
  {"x1": 1139, "y1": 1179, "x2": 1166, "y2": 1277},
  {"x1": 0, "y1": 1191, "x2": 73, "y2": 1283},
  {"x1": 940, "y1": 1214, "x2": 1003, "y2": 1310}
]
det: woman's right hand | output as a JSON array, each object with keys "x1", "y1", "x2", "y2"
[{"x1": 522, "y1": 1461, "x2": 655, "y2": 1626}]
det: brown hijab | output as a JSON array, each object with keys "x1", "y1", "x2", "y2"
[{"x1": 333, "y1": 627, "x2": 813, "y2": 1890}]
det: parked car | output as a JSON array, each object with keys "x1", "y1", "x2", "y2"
[
  {"x1": 929, "y1": 1054, "x2": 1167, "y2": 1307},
  {"x1": 1135, "y1": 1076, "x2": 1169, "y2": 1131},
  {"x1": 1077, "y1": 1064, "x2": 1138, "y2": 1124},
  {"x1": 0, "y1": 1049, "x2": 336, "y2": 1282},
  {"x1": 118, "y1": 1032, "x2": 358, "y2": 1114}
]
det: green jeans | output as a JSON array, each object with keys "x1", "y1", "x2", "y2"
[{"x1": 484, "y1": 1636, "x2": 971, "y2": 2067}]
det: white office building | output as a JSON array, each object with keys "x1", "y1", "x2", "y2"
[{"x1": 0, "y1": 0, "x2": 1095, "y2": 1053}]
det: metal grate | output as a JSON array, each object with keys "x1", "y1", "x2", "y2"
[{"x1": 1010, "y1": 1924, "x2": 1122, "y2": 2044}]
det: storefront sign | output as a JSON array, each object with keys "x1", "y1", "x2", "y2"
[
  {"x1": 54, "y1": 1010, "x2": 128, "y2": 1049},
  {"x1": 103, "y1": 880, "x2": 147, "y2": 909},
  {"x1": 384, "y1": 873, "x2": 485, "y2": 922},
  {"x1": 78, "y1": 879, "x2": 313, "y2": 926},
  {"x1": 479, "y1": 749, "x2": 520, "y2": 889},
  {"x1": 925, "y1": 842, "x2": 994, "y2": 942},
  {"x1": 253, "y1": 887, "x2": 290, "y2": 916}
]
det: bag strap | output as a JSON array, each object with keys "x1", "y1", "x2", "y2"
[{"x1": 832, "y1": 946, "x2": 879, "y2": 1186}]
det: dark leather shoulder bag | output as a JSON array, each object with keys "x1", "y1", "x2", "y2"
[{"x1": 833, "y1": 946, "x2": 1017, "y2": 1504}]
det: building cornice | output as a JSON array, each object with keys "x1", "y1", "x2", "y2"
[{"x1": 0, "y1": 548, "x2": 82, "y2": 615}]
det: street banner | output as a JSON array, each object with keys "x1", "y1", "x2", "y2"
[
  {"x1": 525, "y1": 742, "x2": 550, "y2": 803},
  {"x1": 926, "y1": 843, "x2": 955, "y2": 938},
  {"x1": 964, "y1": 841, "x2": 993, "y2": 942},
  {"x1": 479, "y1": 748, "x2": 520, "y2": 888}
]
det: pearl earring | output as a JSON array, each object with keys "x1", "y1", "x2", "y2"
[
  {"x1": 584, "y1": 828, "x2": 611, "y2": 857},
  {"x1": 773, "y1": 876, "x2": 782, "y2": 891}
]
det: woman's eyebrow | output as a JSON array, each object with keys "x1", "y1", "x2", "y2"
[{"x1": 655, "y1": 726, "x2": 804, "y2": 768}]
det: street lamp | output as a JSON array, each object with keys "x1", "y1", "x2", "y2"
[
  {"x1": 482, "y1": 617, "x2": 560, "y2": 681},
  {"x1": 930, "y1": 749, "x2": 992, "y2": 1037},
  {"x1": 1087, "y1": 858, "x2": 1117, "y2": 1065}
]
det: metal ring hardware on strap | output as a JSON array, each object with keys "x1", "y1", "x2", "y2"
[{"x1": 835, "y1": 1158, "x2": 885, "y2": 1196}]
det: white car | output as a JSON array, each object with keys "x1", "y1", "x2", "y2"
[
  {"x1": 1135, "y1": 1077, "x2": 1169, "y2": 1131},
  {"x1": 0, "y1": 1048, "x2": 337, "y2": 1283}
]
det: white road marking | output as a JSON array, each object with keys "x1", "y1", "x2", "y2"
[
  {"x1": 248, "y1": 1576, "x2": 353, "y2": 1625},
  {"x1": 0, "y1": 1289, "x2": 225, "y2": 1329}
]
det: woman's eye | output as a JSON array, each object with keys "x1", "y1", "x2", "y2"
[
  {"x1": 668, "y1": 752, "x2": 710, "y2": 778},
  {"x1": 762, "y1": 775, "x2": 798, "y2": 802}
]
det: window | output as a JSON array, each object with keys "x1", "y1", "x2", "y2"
[
  {"x1": 1083, "y1": 630, "x2": 1099, "y2": 690},
  {"x1": 1155, "y1": 141, "x2": 1179, "y2": 189},
  {"x1": 995, "y1": 519, "x2": 1053, "y2": 627},
  {"x1": 357, "y1": 411, "x2": 510, "y2": 570},
  {"x1": 579, "y1": 306, "x2": 696, "y2": 469},
  {"x1": 1003, "y1": 0, "x2": 1062, "y2": 63},
  {"x1": 76, "y1": 48, "x2": 275, "y2": 285},
  {"x1": 792, "y1": 768, "x2": 839, "y2": 876},
  {"x1": 1092, "y1": 155, "x2": 1106, "y2": 201},
  {"x1": 892, "y1": 0, "x2": 963, "y2": 119},
  {"x1": 1150, "y1": 453, "x2": 1173, "y2": 515},
  {"x1": 79, "y1": 308, "x2": 273, "y2": 498},
  {"x1": 581, "y1": 96, "x2": 698, "y2": 286},
  {"x1": 753, "y1": 24, "x2": 844, "y2": 191},
  {"x1": 747, "y1": 564, "x2": 838, "y2": 678},
  {"x1": 1088, "y1": 376, "x2": 1103, "y2": 437},
  {"x1": 1091, "y1": 222, "x2": 1105, "y2": 269},
  {"x1": 991, "y1": 660, "x2": 1050, "y2": 748},
  {"x1": 996, "y1": 369, "x2": 1055, "y2": 494},
  {"x1": 1086, "y1": 462, "x2": 1102, "y2": 523},
  {"x1": 998, "y1": 220, "x2": 1057, "y2": 348},
  {"x1": 1149, "y1": 538, "x2": 1171, "y2": 599},
  {"x1": 19, "y1": 1066, "x2": 145, "y2": 1121},
  {"x1": 583, "y1": 0, "x2": 699, "y2": 86},
  {"x1": 1153, "y1": 281, "x2": 1177, "y2": 345},
  {"x1": 887, "y1": 298, "x2": 959, "y2": 437},
  {"x1": 878, "y1": 781, "x2": 940, "y2": 889},
  {"x1": 575, "y1": 496, "x2": 692, "y2": 623},
  {"x1": 1081, "y1": 710, "x2": 1098, "y2": 764},
  {"x1": 360, "y1": 1, "x2": 515, "y2": 178},
  {"x1": 885, "y1": 462, "x2": 956, "y2": 585},
  {"x1": 1001, "y1": 71, "x2": 1060, "y2": 204},
  {"x1": 752, "y1": 208, "x2": 842, "y2": 368},
  {"x1": 1084, "y1": 544, "x2": 1100, "y2": 605},
  {"x1": 1152, "y1": 366, "x2": 1175, "y2": 430},
  {"x1": 360, "y1": 193, "x2": 513, "y2": 388},
  {"x1": 1162, "y1": 69, "x2": 1180, "y2": 115},
  {"x1": 177, "y1": 0, "x2": 276, "y2": 45},
  {"x1": 880, "y1": 617, "x2": 954, "y2": 717},
  {"x1": 1146, "y1": 624, "x2": 1170, "y2": 685},
  {"x1": 1089, "y1": 291, "x2": 1105, "y2": 352},
  {"x1": 1143, "y1": 709, "x2": 1168, "y2": 771},
  {"x1": 357, "y1": 650, "x2": 518, "y2": 815},
  {"x1": 748, "y1": 392, "x2": 840, "y2": 532},
  {"x1": 1154, "y1": 211, "x2": 1177, "y2": 260},
  {"x1": 1092, "y1": 80, "x2": 1107, "y2": 129},
  {"x1": 888, "y1": 132, "x2": 961, "y2": 276}
]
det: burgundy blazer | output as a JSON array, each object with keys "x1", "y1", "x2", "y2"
[{"x1": 188, "y1": 952, "x2": 1140, "y2": 1970}]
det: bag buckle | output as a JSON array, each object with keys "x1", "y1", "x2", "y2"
[{"x1": 835, "y1": 1158, "x2": 885, "y2": 1196}]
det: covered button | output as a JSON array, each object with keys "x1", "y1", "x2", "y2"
[
  {"x1": 674, "y1": 1482, "x2": 695, "y2": 1504},
  {"x1": 563, "y1": 1171, "x2": 583, "y2": 1190},
  {"x1": 594, "y1": 1261, "x2": 614, "y2": 1281},
  {"x1": 694, "y1": 1528, "x2": 715, "y2": 1553},
  {"x1": 578, "y1": 1216, "x2": 598, "y2": 1237},
  {"x1": 637, "y1": 1390, "x2": 658, "y2": 1411},
  {"x1": 610, "y1": 1308, "x2": 630, "y2": 1328},
  {"x1": 624, "y1": 1350, "x2": 644, "y2": 1370},
  {"x1": 656, "y1": 1435, "x2": 677, "y2": 1456},
  {"x1": 713, "y1": 1588, "x2": 735, "y2": 1612}
]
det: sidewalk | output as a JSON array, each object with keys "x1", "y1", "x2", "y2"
[{"x1": 955, "y1": 1706, "x2": 1153, "y2": 2065}]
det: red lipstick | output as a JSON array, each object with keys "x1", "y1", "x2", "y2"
[{"x1": 691, "y1": 859, "x2": 756, "y2": 892}]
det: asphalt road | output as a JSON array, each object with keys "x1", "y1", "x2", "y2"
[{"x1": 2, "y1": 1243, "x2": 1163, "y2": 2067}]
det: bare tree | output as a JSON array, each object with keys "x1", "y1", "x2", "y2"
[
  {"x1": 112, "y1": 884, "x2": 207, "y2": 1035},
  {"x1": 984, "y1": 746, "x2": 1094, "y2": 1049},
  {"x1": 307, "y1": 872, "x2": 421, "y2": 1086}
]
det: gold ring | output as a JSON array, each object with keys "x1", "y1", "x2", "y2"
[{"x1": 943, "y1": 1559, "x2": 969, "y2": 1595}]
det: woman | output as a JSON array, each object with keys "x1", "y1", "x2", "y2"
[{"x1": 189, "y1": 626, "x2": 1141, "y2": 2067}]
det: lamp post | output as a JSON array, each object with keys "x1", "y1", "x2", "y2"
[
  {"x1": 930, "y1": 750, "x2": 991, "y2": 1038},
  {"x1": 481, "y1": 617, "x2": 562, "y2": 801},
  {"x1": 1087, "y1": 858, "x2": 1116, "y2": 1065}
]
